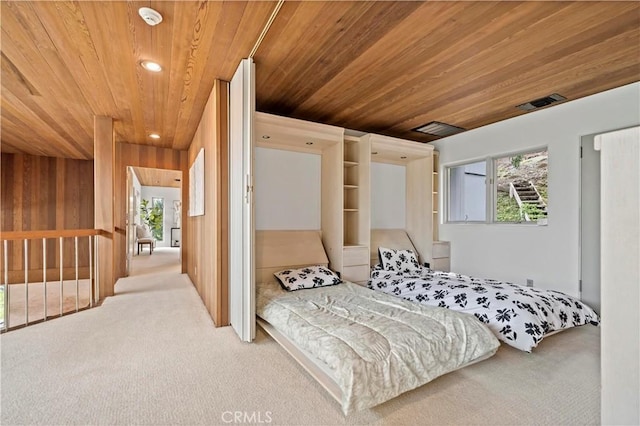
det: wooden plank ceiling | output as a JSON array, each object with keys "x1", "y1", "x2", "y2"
[
  {"x1": 0, "y1": 0, "x2": 276, "y2": 159},
  {"x1": 254, "y1": 1, "x2": 640, "y2": 142},
  {"x1": 132, "y1": 166, "x2": 181, "y2": 188},
  {"x1": 1, "y1": 1, "x2": 639, "y2": 158}
]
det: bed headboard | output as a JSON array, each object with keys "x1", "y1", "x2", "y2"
[
  {"x1": 370, "y1": 229, "x2": 419, "y2": 266},
  {"x1": 255, "y1": 230, "x2": 329, "y2": 283}
]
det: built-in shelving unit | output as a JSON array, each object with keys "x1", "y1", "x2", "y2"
[
  {"x1": 340, "y1": 135, "x2": 370, "y2": 284},
  {"x1": 343, "y1": 137, "x2": 361, "y2": 236},
  {"x1": 432, "y1": 150, "x2": 440, "y2": 241},
  {"x1": 254, "y1": 111, "x2": 444, "y2": 281},
  {"x1": 430, "y1": 150, "x2": 450, "y2": 271}
]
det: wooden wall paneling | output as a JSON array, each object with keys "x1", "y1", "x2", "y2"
[
  {"x1": 94, "y1": 116, "x2": 115, "y2": 299},
  {"x1": 216, "y1": 81, "x2": 229, "y2": 324},
  {"x1": 180, "y1": 153, "x2": 188, "y2": 276},
  {"x1": 1, "y1": 153, "x2": 94, "y2": 284},
  {"x1": 186, "y1": 79, "x2": 229, "y2": 326},
  {"x1": 113, "y1": 143, "x2": 124, "y2": 284}
]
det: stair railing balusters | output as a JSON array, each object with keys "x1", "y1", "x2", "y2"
[
  {"x1": 3, "y1": 240, "x2": 9, "y2": 330},
  {"x1": 43, "y1": 238, "x2": 47, "y2": 321},
  {"x1": 59, "y1": 237, "x2": 63, "y2": 317},
  {"x1": 89, "y1": 236, "x2": 93, "y2": 308},
  {"x1": 24, "y1": 239, "x2": 28, "y2": 325},
  {"x1": 74, "y1": 236, "x2": 79, "y2": 312}
]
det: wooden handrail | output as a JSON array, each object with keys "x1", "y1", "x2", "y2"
[{"x1": 0, "y1": 229, "x2": 107, "y2": 241}]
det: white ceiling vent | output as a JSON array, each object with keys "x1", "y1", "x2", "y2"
[
  {"x1": 413, "y1": 121, "x2": 466, "y2": 138},
  {"x1": 138, "y1": 7, "x2": 163, "y2": 26}
]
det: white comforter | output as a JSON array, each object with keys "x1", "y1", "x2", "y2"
[
  {"x1": 369, "y1": 266, "x2": 600, "y2": 352},
  {"x1": 256, "y1": 281, "x2": 499, "y2": 414}
]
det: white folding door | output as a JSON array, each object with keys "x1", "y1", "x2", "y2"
[{"x1": 229, "y1": 58, "x2": 255, "y2": 342}]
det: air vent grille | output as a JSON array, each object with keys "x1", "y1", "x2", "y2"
[
  {"x1": 413, "y1": 121, "x2": 466, "y2": 137},
  {"x1": 517, "y1": 93, "x2": 566, "y2": 111}
]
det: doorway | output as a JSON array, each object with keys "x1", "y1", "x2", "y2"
[
  {"x1": 580, "y1": 135, "x2": 601, "y2": 313},
  {"x1": 127, "y1": 166, "x2": 183, "y2": 277}
]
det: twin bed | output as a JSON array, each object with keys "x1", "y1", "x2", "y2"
[
  {"x1": 255, "y1": 230, "x2": 599, "y2": 414},
  {"x1": 368, "y1": 230, "x2": 600, "y2": 352}
]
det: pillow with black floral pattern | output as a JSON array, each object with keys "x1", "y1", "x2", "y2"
[
  {"x1": 378, "y1": 247, "x2": 421, "y2": 273},
  {"x1": 274, "y1": 265, "x2": 342, "y2": 291}
]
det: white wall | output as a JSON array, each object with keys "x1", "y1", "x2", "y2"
[
  {"x1": 598, "y1": 127, "x2": 640, "y2": 425},
  {"x1": 432, "y1": 82, "x2": 640, "y2": 296},
  {"x1": 255, "y1": 147, "x2": 321, "y2": 230},
  {"x1": 371, "y1": 162, "x2": 405, "y2": 229},
  {"x1": 140, "y1": 186, "x2": 181, "y2": 247}
]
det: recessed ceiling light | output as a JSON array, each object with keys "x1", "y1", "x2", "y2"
[
  {"x1": 262, "y1": 135, "x2": 270, "y2": 139},
  {"x1": 141, "y1": 61, "x2": 162, "y2": 72},
  {"x1": 149, "y1": 133, "x2": 160, "y2": 139}
]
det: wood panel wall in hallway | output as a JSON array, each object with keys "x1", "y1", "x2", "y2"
[
  {"x1": 187, "y1": 79, "x2": 229, "y2": 327},
  {"x1": 113, "y1": 143, "x2": 188, "y2": 282},
  {"x1": 0, "y1": 153, "x2": 94, "y2": 283}
]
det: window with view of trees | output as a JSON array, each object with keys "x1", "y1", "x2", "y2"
[{"x1": 445, "y1": 148, "x2": 548, "y2": 224}]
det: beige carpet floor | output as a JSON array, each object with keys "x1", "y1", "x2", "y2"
[{"x1": 1, "y1": 249, "x2": 600, "y2": 425}]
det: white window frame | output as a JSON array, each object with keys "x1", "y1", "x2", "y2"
[
  {"x1": 444, "y1": 146, "x2": 548, "y2": 225},
  {"x1": 444, "y1": 157, "x2": 491, "y2": 224}
]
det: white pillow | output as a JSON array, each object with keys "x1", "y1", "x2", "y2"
[
  {"x1": 274, "y1": 265, "x2": 342, "y2": 291},
  {"x1": 378, "y1": 247, "x2": 420, "y2": 273}
]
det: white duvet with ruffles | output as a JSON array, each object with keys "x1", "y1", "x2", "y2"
[{"x1": 257, "y1": 281, "x2": 499, "y2": 414}]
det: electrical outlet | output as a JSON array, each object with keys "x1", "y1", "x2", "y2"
[{"x1": 526, "y1": 279, "x2": 534, "y2": 287}]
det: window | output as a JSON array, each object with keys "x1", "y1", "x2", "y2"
[
  {"x1": 152, "y1": 197, "x2": 164, "y2": 240},
  {"x1": 495, "y1": 149, "x2": 548, "y2": 223},
  {"x1": 447, "y1": 161, "x2": 486, "y2": 222},
  {"x1": 445, "y1": 148, "x2": 548, "y2": 224}
]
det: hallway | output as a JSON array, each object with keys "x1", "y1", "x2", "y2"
[{"x1": 130, "y1": 246, "x2": 181, "y2": 277}]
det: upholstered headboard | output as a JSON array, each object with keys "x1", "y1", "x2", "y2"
[
  {"x1": 255, "y1": 230, "x2": 329, "y2": 283},
  {"x1": 370, "y1": 229, "x2": 419, "y2": 266}
]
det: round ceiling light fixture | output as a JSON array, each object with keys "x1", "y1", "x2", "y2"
[
  {"x1": 138, "y1": 7, "x2": 163, "y2": 26},
  {"x1": 141, "y1": 60, "x2": 162, "y2": 72},
  {"x1": 149, "y1": 133, "x2": 161, "y2": 140}
]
